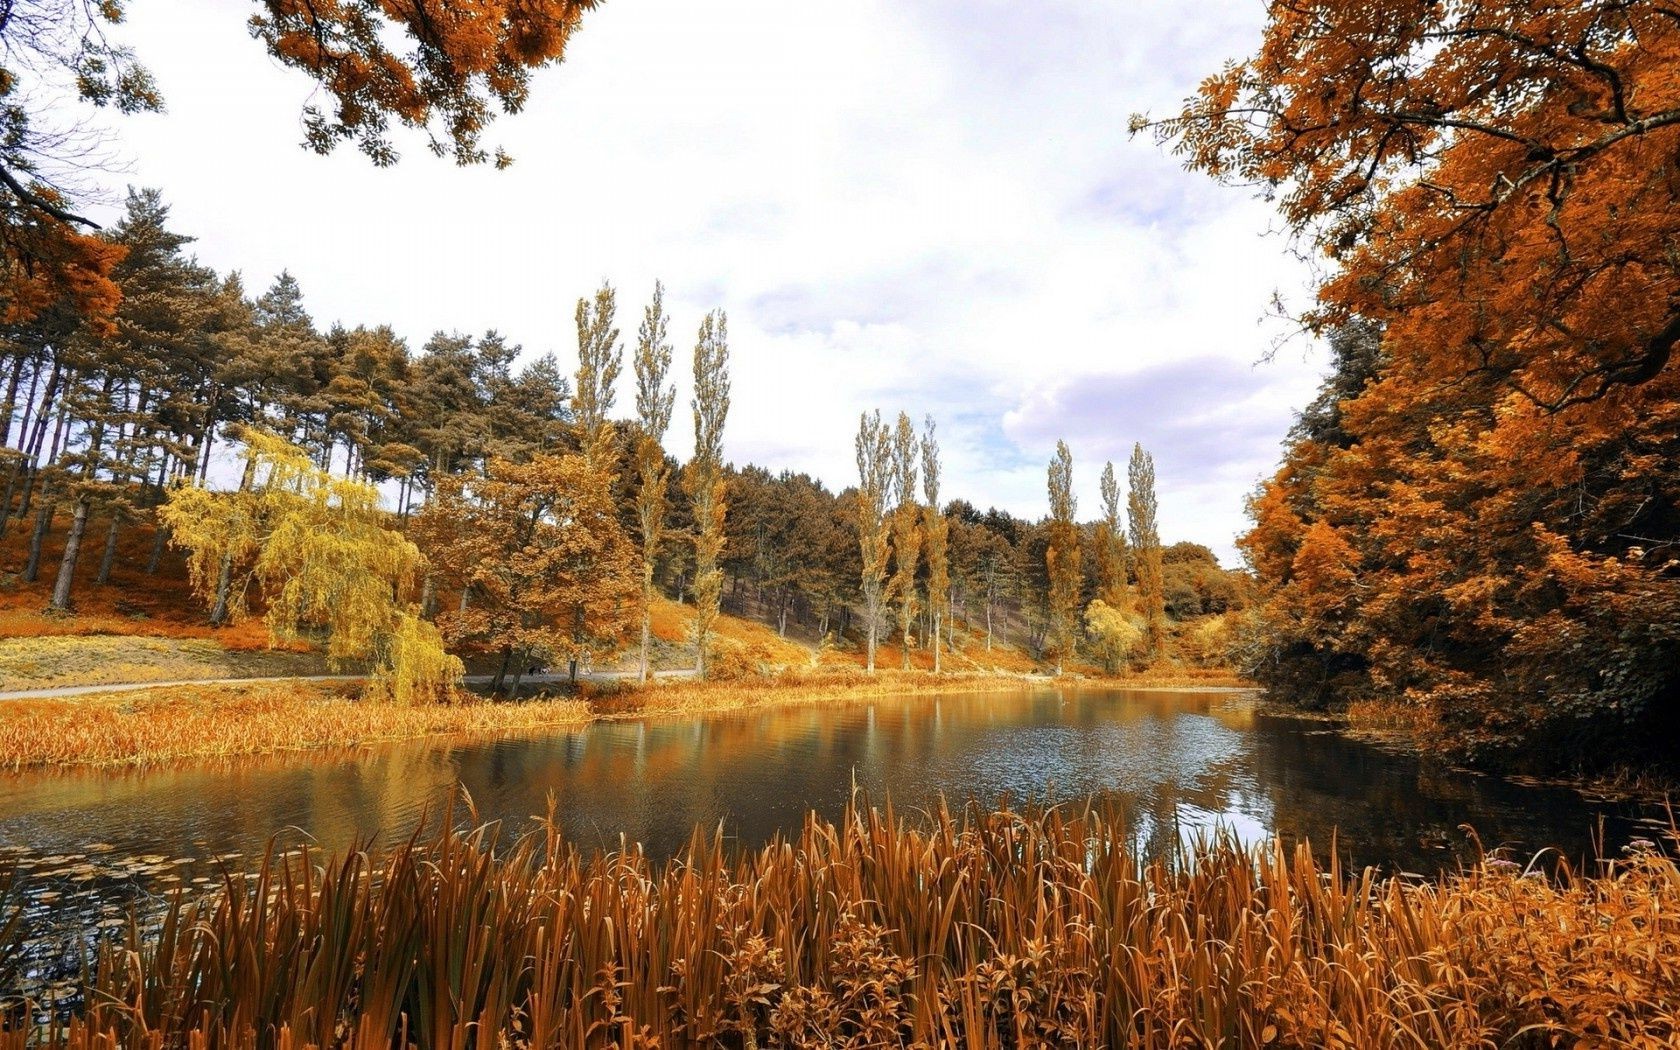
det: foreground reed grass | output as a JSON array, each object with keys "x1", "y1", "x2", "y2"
[
  {"x1": 8, "y1": 801, "x2": 1677, "y2": 1048},
  {"x1": 0, "y1": 672, "x2": 1050, "y2": 770}
]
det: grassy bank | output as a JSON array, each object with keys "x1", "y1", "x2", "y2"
[
  {"x1": 9, "y1": 800, "x2": 1675, "y2": 1048},
  {"x1": 0, "y1": 671, "x2": 1131, "y2": 770}
]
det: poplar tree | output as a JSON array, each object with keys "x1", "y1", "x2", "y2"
[
  {"x1": 887, "y1": 411, "x2": 921, "y2": 670},
  {"x1": 1128, "y1": 442, "x2": 1165, "y2": 658},
  {"x1": 920, "y1": 415, "x2": 949, "y2": 673},
  {"x1": 1045, "y1": 440, "x2": 1081, "y2": 673},
  {"x1": 632, "y1": 281, "x2": 675, "y2": 682},
  {"x1": 572, "y1": 280, "x2": 621, "y2": 473},
  {"x1": 687, "y1": 310, "x2": 729, "y2": 679},
  {"x1": 1095, "y1": 460, "x2": 1129, "y2": 605},
  {"x1": 853, "y1": 410, "x2": 892, "y2": 674}
]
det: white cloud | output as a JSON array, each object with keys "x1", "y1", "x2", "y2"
[{"x1": 88, "y1": 0, "x2": 1326, "y2": 563}]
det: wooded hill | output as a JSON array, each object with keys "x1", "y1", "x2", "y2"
[{"x1": 0, "y1": 190, "x2": 1249, "y2": 687}]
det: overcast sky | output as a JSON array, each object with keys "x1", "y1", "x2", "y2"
[{"x1": 85, "y1": 0, "x2": 1325, "y2": 563}]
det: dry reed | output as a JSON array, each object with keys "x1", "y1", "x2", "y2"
[
  {"x1": 4, "y1": 800, "x2": 1675, "y2": 1049},
  {"x1": 0, "y1": 673, "x2": 1051, "y2": 770}
]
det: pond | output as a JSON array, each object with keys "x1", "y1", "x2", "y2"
[{"x1": 0, "y1": 685, "x2": 1662, "y2": 988}]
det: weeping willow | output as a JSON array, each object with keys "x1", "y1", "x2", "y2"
[{"x1": 162, "y1": 429, "x2": 462, "y2": 703}]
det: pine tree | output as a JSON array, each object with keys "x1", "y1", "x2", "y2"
[
  {"x1": 1128, "y1": 442, "x2": 1165, "y2": 659},
  {"x1": 632, "y1": 281, "x2": 675, "y2": 682},
  {"x1": 920, "y1": 416, "x2": 949, "y2": 673},
  {"x1": 687, "y1": 310, "x2": 730, "y2": 679},
  {"x1": 1045, "y1": 440, "x2": 1081, "y2": 673},
  {"x1": 853, "y1": 410, "x2": 892, "y2": 674}
]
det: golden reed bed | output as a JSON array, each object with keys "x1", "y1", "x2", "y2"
[
  {"x1": 5, "y1": 799, "x2": 1675, "y2": 1048},
  {"x1": 0, "y1": 671, "x2": 1136, "y2": 770}
]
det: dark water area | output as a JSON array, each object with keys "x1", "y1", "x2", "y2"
[{"x1": 0, "y1": 686, "x2": 1665, "y2": 992}]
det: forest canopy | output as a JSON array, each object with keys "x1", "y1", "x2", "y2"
[{"x1": 1150, "y1": 0, "x2": 1680, "y2": 769}]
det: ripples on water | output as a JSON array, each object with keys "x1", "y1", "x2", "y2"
[{"x1": 0, "y1": 686, "x2": 1661, "y2": 991}]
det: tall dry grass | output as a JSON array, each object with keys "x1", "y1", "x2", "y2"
[
  {"x1": 5, "y1": 801, "x2": 1676, "y2": 1048},
  {"x1": 0, "y1": 673, "x2": 1047, "y2": 770}
]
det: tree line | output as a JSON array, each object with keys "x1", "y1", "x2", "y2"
[{"x1": 0, "y1": 189, "x2": 1247, "y2": 694}]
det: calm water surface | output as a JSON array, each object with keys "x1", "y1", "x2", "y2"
[{"x1": 0, "y1": 686, "x2": 1661, "y2": 984}]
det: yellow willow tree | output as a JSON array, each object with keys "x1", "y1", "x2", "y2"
[
  {"x1": 920, "y1": 415, "x2": 949, "y2": 673},
  {"x1": 632, "y1": 281, "x2": 675, "y2": 683},
  {"x1": 854, "y1": 410, "x2": 892, "y2": 674},
  {"x1": 687, "y1": 310, "x2": 730, "y2": 679},
  {"x1": 887, "y1": 412, "x2": 922, "y2": 670},
  {"x1": 1045, "y1": 440, "x2": 1082, "y2": 674},
  {"x1": 161, "y1": 429, "x2": 460, "y2": 703}
]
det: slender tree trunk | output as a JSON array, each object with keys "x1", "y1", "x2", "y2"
[
  {"x1": 986, "y1": 600, "x2": 994, "y2": 651},
  {"x1": 505, "y1": 649, "x2": 528, "y2": 699},
  {"x1": 49, "y1": 494, "x2": 90, "y2": 612},
  {"x1": 865, "y1": 597, "x2": 877, "y2": 674},
  {"x1": 208, "y1": 555, "x2": 236, "y2": 625},
  {"x1": 96, "y1": 515, "x2": 120, "y2": 585},
  {"x1": 0, "y1": 354, "x2": 25, "y2": 451},
  {"x1": 146, "y1": 519, "x2": 169, "y2": 575},
  {"x1": 932, "y1": 612, "x2": 941, "y2": 673},
  {"x1": 24, "y1": 498, "x2": 53, "y2": 582},
  {"x1": 492, "y1": 645, "x2": 513, "y2": 694}
]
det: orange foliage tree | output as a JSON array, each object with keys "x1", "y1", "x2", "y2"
[
  {"x1": 1151, "y1": 1, "x2": 1680, "y2": 767},
  {"x1": 413, "y1": 452, "x2": 635, "y2": 694}
]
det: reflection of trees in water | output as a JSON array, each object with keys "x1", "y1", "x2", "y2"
[{"x1": 1232, "y1": 713, "x2": 1624, "y2": 873}]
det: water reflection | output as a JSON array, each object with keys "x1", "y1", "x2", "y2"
[{"x1": 0, "y1": 686, "x2": 1656, "y2": 970}]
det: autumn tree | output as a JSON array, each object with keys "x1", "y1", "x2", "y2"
[
  {"x1": 632, "y1": 282, "x2": 675, "y2": 682},
  {"x1": 1094, "y1": 461, "x2": 1128, "y2": 606},
  {"x1": 163, "y1": 429, "x2": 460, "y2": 702},
  {"x1": 920, "y1": 416, "x2": 949, "y2": 673},
  {"x1": 1153, "y1": 0, "x2": 1680, "y2": 766},
  {"x1": 687, "y1": 310, "x2": 730, "y2": 679},
  {"x1": 853, "y1": 410, "x2": 892, "y2": 673},
  {"x1": 887, "y1": 411, "x2": 922, "y2": 670},
  {"x1": 1085, "y1": 599, "x2": 1143, "y2": 674},
  {"x1": 1045, "y1": 440, "x2": 1081, "y2": 674},
  {"x1": 1127, "y1": 443, "x2": 1164, "y2": 659},
  {"x1": 414, "y1": 452, "x2": 634, "y2": 693},
  {"x1": 573, "y1": 280, "x2": 621, "y2": 473}
]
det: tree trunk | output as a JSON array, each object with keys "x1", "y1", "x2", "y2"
[
  {"x1": 146, "y1": 519, "x2": 170, "y2": 575},
  {"x1": 865, "y1": 599, "x2": 877, "y2": 674},
  {"x1": 986, "y1": 601, "x2": 994, "y2": 651},
  {"x1": 49, "y1": 494, "x2": 90, "y2": 612},
  {"x1": 492, "y1": 645, "x2": 513, "y2": 694},
  {"x1": 96, "y1": 515, "x2": 120, "y2": 585},
  {"x1": 24, "y1": 497, "x2": 54, "y2": 582},
  {"x1": 209, "y1": 553, "x2": 236, "y2": 625},
  {"x1": 505, "y1": 649, "x2": 527, "y2": 699},
  {"x1": 932, "y1": 612, "x2": 941, "y2": 674}
]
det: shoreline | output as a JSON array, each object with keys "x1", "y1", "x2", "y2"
[{"x1": 0, "y1": 669, "x2": 1252, "y2": 772}]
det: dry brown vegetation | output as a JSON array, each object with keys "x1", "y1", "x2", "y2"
[
  {"x1": 9, "y1": 800, "x2": 1676, "y2": 1048},
  {"x1": 0, "y1": 672, "x2": 1056, "y2": 770}
]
